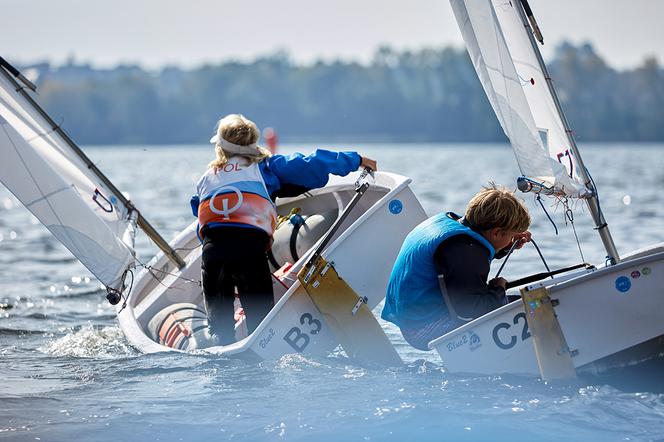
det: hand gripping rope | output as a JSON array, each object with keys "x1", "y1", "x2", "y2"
[{"x1": 494, "y1": 235, "x2": 592, "y2": 290}]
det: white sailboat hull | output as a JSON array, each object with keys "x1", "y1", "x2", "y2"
[
  {"x1": 117, "y1": 171, "x2": 427, "y2": 359},
  {"x1": 429, "y1": 244, "x2": 664, "y2": 376}
]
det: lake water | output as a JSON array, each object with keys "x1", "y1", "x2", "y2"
[{"x1": 1, "y1": 143, "x2": 664, "y2": 441}]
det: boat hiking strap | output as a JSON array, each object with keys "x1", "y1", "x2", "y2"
[
  {"x1": 298, "y1": 256, "x2": 402, "y2": 366},
  {"x1": 520, "y1": 286, "x2": 577, "y2": 380}
]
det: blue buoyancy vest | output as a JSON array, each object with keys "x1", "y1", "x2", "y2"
[{"x1": 381, "y1": 212, "x2": 495, "y2": 329}]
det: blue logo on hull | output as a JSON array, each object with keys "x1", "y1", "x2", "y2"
[
  {"x1": 615, "y1": 276, "x2": 631, "y2": 293},
  {"x1": 389, "y1": 199, "x2": 403, "y2": 214}
]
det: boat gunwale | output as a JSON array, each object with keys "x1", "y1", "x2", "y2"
[{"x1": 429, "y1": 246, "x2": 664, "y2": 350}]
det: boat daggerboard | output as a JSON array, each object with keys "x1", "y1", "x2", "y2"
[
  {"x1": 450, "y1": 0, "x2": 588, "y2": 197},
  {"x1": 0, "y1": 62, "x2": 135, "y2": 291},
  {"x1": 298, "y1": 256, "x2": 403, "y2": 366},
  {"x1": 520, "y1": 286, "x2": 577, "y2": 380}
]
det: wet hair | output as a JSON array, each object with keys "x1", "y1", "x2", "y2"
[
  {"x1": 464, "y1": 183, "x2": 531, "y2": 233},
  {"x1": 208, "y1": 114, "x2": 271, "y2": 170}
]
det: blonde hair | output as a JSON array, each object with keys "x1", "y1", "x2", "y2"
[
  {"x1": 465, "y1": 184, "x2": 531, "y2": 232},
  {"x1": 208, "y1": 114, "x2": 271, "y2": 170}
]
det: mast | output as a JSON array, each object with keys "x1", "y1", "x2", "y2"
[
  {"x1": 515, "y1": 0, "x2": 620, "y2": 264},
  {"x1": 0, "y1": 58, "x2": 186, "y2": 269}
]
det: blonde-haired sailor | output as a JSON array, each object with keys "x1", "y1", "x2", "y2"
[{"x1": 191, "y1": 114, "x2": 376, "y2": 344}]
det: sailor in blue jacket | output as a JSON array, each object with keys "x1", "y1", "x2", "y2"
[
  {"x1": 191, "y1": 114, "x2": 376, "y2": 345},
  {"x1": 382, "y1": 185, "x2": 531, "y2": 350}
]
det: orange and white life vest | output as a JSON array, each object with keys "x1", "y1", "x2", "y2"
[{"x1": 196, "y1": 157, "x2": 277, "y2": 236}]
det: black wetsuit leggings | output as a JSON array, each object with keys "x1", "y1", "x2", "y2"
[{"x1": 201, "y1": 227, "x2": 274, "y2": 345}]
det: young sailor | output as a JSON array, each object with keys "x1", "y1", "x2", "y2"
[
  {"x1": 381, "y1": 184, "x2": 531, "y2": 350},
  {"x1": 191, "y1": 114, "x2": 377, "y2": 345}
]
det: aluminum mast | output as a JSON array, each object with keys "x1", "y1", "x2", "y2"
[{"x1": 515, "y1": 0, "x2": 620, "y2": 264}]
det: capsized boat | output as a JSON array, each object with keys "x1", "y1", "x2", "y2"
[
  {"x1": 120, "y1": 170, "x2": 426, "y2": 362},
  {"x1": 0, "y1": 56, "x2": 427, "y2": 364},
  {"x1": 428, "y1": 0, "x2": 664, "y2": 379}
]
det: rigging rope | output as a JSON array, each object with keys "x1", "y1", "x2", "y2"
[
  {"x1": 494, "y1": 240, "x2": 520, "y2": 279},
  {"x1": 530, "y1": 238, "x2": 551, "y2": 275},
  {"x1": 493, "y1": 237, "x2": 552, "y2": 280},
  {"x1": 105, "y1": 267, "x2": 134, "y2": 310},
  {"x1": 117, "y1": 269, "x2": 134, "y2": 314},
  {"x1": 106, "y1": 253, "x2": 202, "y2": 306},
  {"x1": 536, "y1": 193, "x2": 558, "y2": 235},
  {"x1": 562, "y1": 197, "x2": 586, "y2": 263},
  {"x1": 135, "y1": 256, "x2": 202, "y2": 287}
]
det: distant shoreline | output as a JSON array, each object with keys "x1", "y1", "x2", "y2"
[
  {"x1": 82, "y1": 141, "x2": 664, "y2": 149},
  {"x1": 19, "y1": 43, "x2": 664, "y2": 145}
]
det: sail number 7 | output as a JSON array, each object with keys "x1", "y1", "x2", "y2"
[{"x1": 556, "y1": 149, "x2": 574, "y2": 178}]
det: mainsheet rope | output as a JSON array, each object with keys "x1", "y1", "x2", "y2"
[{"x1": 494, "y1": 237, "x2": 551, "y2": 280}]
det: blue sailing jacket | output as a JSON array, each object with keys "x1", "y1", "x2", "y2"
[
  {"x1": 190, "y1": 149, "x2": 361, "y2": 216},
  {"x1": 381, "y1": 213, "x2": 495, "y2": 329}
]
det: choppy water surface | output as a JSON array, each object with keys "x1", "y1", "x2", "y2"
[{"x1": 1, "y1": 143, "x2": 664, "y2": 441}]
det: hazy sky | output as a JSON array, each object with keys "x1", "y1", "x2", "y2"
[{"x1": 3, "y1": 0, "x2": 663, "y2": 69}]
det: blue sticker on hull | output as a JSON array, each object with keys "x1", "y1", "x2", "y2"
[
  {"x1": 389, "y1": 199, "x2": 403, "y2": 214},
  {"x1": 615, "y1": 276, "x2": 631, "y2": 293}
]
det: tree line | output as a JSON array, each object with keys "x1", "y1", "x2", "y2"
[{"x1": 22, "y1": 42, "x2": 664, "y2": 145}]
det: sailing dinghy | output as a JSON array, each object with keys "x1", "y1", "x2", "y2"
[
  {"x1": 120, "y1": 170, "x2": 426, "y2": 363},
  {"x1": 0, "y1": 56, "x2": 427, "y2": 365},
  {"x1": 428, "y1": 0, "x2": 664, "y2": 379}
]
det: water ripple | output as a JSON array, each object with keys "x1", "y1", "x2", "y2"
[
  {"x1": 39, "y1": 324, "x2": 137, "y2": 358},
  {"x1": 1, "y1": 144, "x2": 664, "y2": 441}
]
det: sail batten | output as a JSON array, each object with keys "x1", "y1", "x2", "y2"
[{"x1": 450, "y1": 0, "x2": 589, "y2": 197}]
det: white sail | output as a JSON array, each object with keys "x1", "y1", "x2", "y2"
[
  {"x1": 450, "y1": 0, "x2": 588, "y2": 196},
  {"x1": 0, "y1": 67, "x2": 135, "y2": 290}
]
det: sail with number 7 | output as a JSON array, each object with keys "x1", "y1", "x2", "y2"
[{"x1": 450, "y1": 0, "x2": 588, "y2": 197}]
